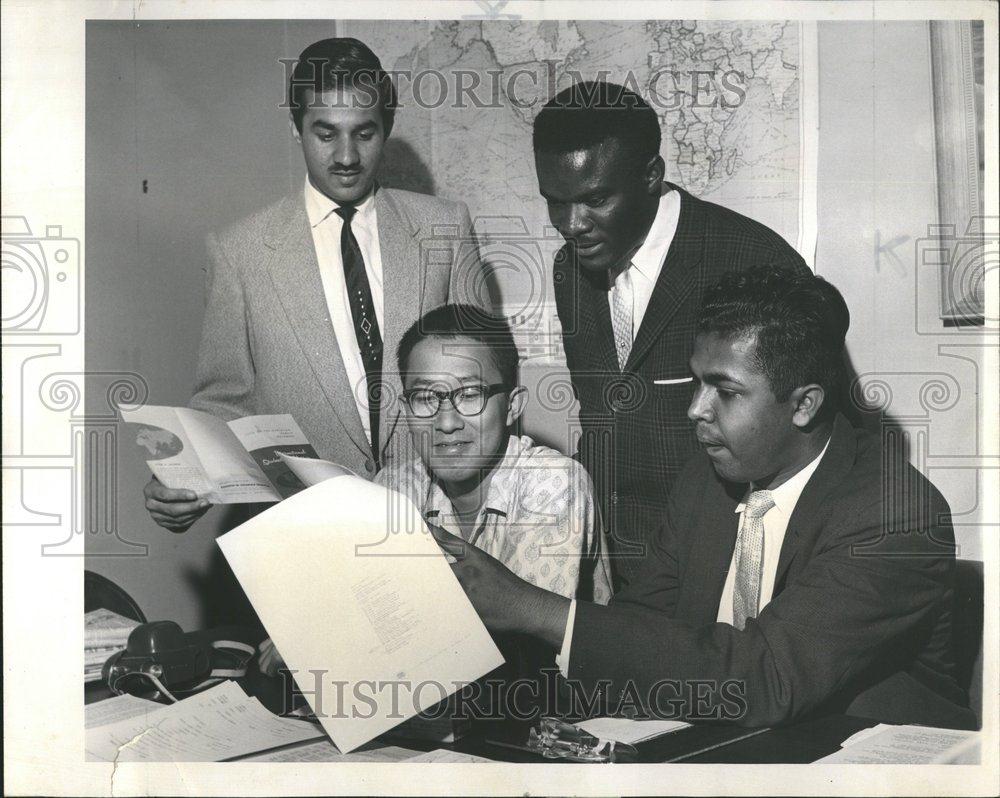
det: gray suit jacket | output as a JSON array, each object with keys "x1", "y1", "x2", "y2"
[{"x1": 190, "y1": 186, "x2": 487, "y2": 477}]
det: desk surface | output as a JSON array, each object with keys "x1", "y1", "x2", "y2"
[
  {"x1": 86, "y1": 683, "x2": 871, "y2": 764},
  {"x1": 432, "y1": 715, "x2": 873, "y2": 764},
  {"x1": 680, "y1": 715, "x2": 872, "y2": 763},
  {"x1": 86, "y1": 625, "x2": 873, "y2": 764}
]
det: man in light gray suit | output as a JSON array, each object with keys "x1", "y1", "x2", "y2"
[{"x1": 145, "y1": 37, "x2": 487, "y2": 532}]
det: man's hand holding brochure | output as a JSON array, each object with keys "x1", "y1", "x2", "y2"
[{"x1": 126, "y1": 406, "x2": 358, "y2": 531}]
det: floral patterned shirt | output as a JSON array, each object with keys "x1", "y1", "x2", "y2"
[{"x1": 376, "y1": 435, "x2": 612, "y2": 604}]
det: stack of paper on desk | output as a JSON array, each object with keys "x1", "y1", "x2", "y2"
[
  {"x1": 815, "y1": 723, "x2": 979, "y2": 764},
  {"x1": 84, "y1": 608, "x2": 140, "y2": 682},
  {"x1": 217, "y1": 475, "x2": 505, "y2": 754},
  {"x1": 85, "y1": 681, "x2": 323, "y2": 762}
]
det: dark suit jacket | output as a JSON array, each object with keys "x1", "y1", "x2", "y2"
[
  {"x1": 568, "y1": 414, "x2": 977, "y2": 729},
  {"x1": 554, "y1": 183, "x2": 809, "y2": 590}
]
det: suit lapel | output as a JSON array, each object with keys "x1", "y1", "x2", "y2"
[
  {"x1": 375, "y1": 188, "x2": 421, "y2": 456},
  {"x1": 681, "y1": 419, "x2": 854, "y2": 621},
  {"x1": 569, "y1": 249, "x2": 619, "y2": 373},
  {"x1": 681, "y1": 472, "x2": 745, "y2": 626},
  {"x1": 625, "y1": 184, "x2": 706, "y2": 370},
  {"x1": 773, "y1": 414, "x2": 858, "y2": 591},
  {"x1": 262, "y1": 193, "x2": 370, "y2": 458}
]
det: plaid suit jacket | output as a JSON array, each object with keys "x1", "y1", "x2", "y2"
[{"x1": 553, "y1": 183, "x2": 809, "y2": 590}]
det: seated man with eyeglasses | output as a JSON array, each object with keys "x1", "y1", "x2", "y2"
[
  {"x1": 260, "y1": 304, "x2": 611, "y2": 697},
  {"x1": 379, "y1": 304, "x2": 612, "y2": 606}
]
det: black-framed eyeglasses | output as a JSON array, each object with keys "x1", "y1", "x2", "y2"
[{"x1": 401, "y1": 384, "x2": 509, "y2": 418}]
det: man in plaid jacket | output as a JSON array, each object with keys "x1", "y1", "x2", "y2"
[{"x1": 533, "y1": 81, "x2": 809, "y2": 589}]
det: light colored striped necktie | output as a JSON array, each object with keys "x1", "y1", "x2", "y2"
[
  {"x1": 611, "y1": 265, "x2": 634, "y2": 371},
  {"x1": 732, "y1": 490, "x2": 776, "y2": 630}
]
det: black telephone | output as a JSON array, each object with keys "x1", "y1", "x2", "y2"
[{"x1": 102, "y1": 621, "x2": 254, "y2": 703}]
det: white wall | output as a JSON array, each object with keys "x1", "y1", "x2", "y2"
[
  {"x1": 85, "y1": 20, "x2": 986, "y2": 630},
  {"x1": 815, "y1": 21, "x2": 987, "y2": 559},
  {"x1": 85, "y1": 21, "x2": 337, "y2": 628}
]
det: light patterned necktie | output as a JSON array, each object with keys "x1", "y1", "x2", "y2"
[
  {"x1": 610, "y1": 264, "x2": 634, "y2": 371},
  {"x1": 732, "y1": 490, "x2": 776, "y2": 630}
]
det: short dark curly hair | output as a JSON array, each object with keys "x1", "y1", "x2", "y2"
[
  {"x1": 698, "y1": 266, "x2": 850, "y2": 414},
  {"x1": 288, "y1": 37, "x2": 397, "y2": 136},
  {"x1": 397, "y1": 304, "x2": 520, "y2": 389},
  {"x1": 532, "y1": 80, "x2": 661, "y2": 166}
]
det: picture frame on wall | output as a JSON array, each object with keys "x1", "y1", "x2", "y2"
[{"x1": 928, "y1": 20, "x2": 988, "y2": 326}]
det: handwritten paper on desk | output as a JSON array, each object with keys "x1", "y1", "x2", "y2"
[
  {"x1": 217, "y1": 476, "x2": 504, "y2": 754},
  {"x1": 405, "y1": 749, "x2": 495, "y2": 763},
  {"x1": 84, "y1": 694, "x2": 161, "y2": 729},
  {"x1": 85, "y1": 681, "x2": 323, "y2": 762},
  {"x1": 815, "y1": 724, "x2": 979, "y2": 764},
  {"x1": 240, "y1": 740, "x2": 419, "y2": 763}
]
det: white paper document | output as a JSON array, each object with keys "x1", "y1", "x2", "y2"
[
  {"x1": 815, "y1": 724, "x2": 979, "y2": 764},
  {"x1": 85, "y1": 681, "x2": 323, "y2": 762},
  {"x1": 575, "y1": 716, "x2": 690, "y2": 744},
  {"x1": 240, "y1": 740, "x2": 420, "y2": 763},
  {"x1": 405, "y1": 749, "x2": 495, "y2": 763},
  {"x1": 217, "y1": 476, "x2": 505, "y2": 754},
  {"x1": 84, "y1": 695, "x2": 162, "y2": 729}
]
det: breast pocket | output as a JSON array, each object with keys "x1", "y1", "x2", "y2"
[
  {"x1": 649, "y1": 374, "x2": 697, "y2": 428},
  {"x1": 652, "y1": 376, "x2": 694, "y2": 386}
]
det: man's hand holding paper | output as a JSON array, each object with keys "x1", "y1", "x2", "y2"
[
  {"x1": 427, "y1": 523, "x2": 571, "y2": 648},
  {"x1": 143, "y1": 476, "x2": 212, "y2": 533}
]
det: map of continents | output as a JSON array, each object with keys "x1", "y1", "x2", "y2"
[{"x1": 345, "y1": 20, "x2": 802, "y2": 385}]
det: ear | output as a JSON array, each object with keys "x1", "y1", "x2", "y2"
[
  {"x1": 644, "y1": 154, "x2": 665, "y2": 194},
  {"x1": 289, "y1": 113, "x2": 302, "y2": 144},
  {"x1": 505, "y1": 386, "x2": 528, "y2": 427},
  {"x1": 790, "y1": 384, "x2": 826, "y2": 428}
]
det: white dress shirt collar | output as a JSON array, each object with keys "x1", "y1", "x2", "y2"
[
  {"x1": 736, "y1": 436, "x2": 832, "y2": 518},
  {"x1": 606, "y1": 187, "x2": 682, "y2": 338},
  {"x1": 304, "y1": 177, "x2": 377, "y2": 228},
  {"x1": 628, "y1": 186, "x2": 680, "y2": 281}
]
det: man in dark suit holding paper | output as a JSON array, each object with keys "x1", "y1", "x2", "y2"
[
  {"x1": 433, "y1": 267, "x2": 976, "y2": 730},
  {"x1": 534, "y1": 81, "x2": 809, "y2": 589}
]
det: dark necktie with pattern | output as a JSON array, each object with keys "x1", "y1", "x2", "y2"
[{"x1": 334, "y1": 204, "x2": 383, "y2": 467}]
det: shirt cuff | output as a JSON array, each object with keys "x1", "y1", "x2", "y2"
[{"x1": 555, "y1": 599, "x2": 577, "y2": 678}]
